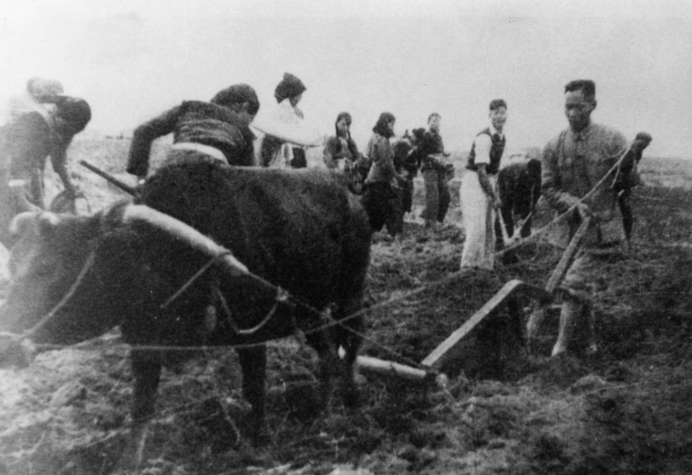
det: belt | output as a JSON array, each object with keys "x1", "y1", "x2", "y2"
[{"x1": 171, "y1": 142, "x2": 227, "y2": 162}]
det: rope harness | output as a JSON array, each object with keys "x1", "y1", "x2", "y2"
[{"x1": 1, "y1": 144, "x2": 635, "y2": 371}]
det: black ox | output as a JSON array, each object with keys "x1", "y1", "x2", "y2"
[{"x1": 0, "y1": 160, "x2": 371, "y2": 471}]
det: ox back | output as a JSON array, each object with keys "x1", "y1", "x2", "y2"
[
  {"x1": 136, "y1": 161, "x2": 372, "y2": 455},
  {"x1": 138, "y1": 160, "x2": 371, "y2": 343}
]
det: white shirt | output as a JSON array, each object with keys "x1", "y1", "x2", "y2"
[{"x1": 473, "y1": 122, "x2": 504, "y2": 166}]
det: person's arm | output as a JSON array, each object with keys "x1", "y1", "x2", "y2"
[
  {"x1": 477, "y1": 164, "x2": 501, "y2": 208},
  {"x1": 50, "y1": 135, "x2": 77, "y2": 196},
  {"x1": 126, "y1": 105, "x2": 182, "y2": 178},
  {"x1": 541, "y1": 138, "x2": 588, "y2": 217}
]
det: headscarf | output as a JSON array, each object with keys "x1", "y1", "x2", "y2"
[
  {"x1": 372, "y1": 112, "x2": 395, "y2": 139},
  {"x1": 274, "y1": 73, "x2": 306, "y2": 103},
  {"x1": 26, "y1": 77, "x2": 63, "y2": 102}
]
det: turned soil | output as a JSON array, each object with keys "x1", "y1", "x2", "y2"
[{"x1": 1, "y1": 140, "x2": 691, "y2": 475}]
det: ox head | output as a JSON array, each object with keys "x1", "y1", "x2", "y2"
[{"x1": 0, "y1": 203, "x2": 248, "y2": 367}]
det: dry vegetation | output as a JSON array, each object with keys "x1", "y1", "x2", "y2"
[{"x1": 1, "y1": 138, "x2": 692, "y2": 474}]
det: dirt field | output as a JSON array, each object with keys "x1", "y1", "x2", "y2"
[{"x1": 1, "y1": 138, "x2": 692, "y2": 474}]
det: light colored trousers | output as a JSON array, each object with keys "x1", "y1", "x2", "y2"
[{"x1": 460, "y1": 171, "x2": 497, "y2": 270}]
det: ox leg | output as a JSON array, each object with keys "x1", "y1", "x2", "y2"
[
  {"x1": 334, "y1": 302, "x2": 364, "y2": 408},
  {"x1": 304, "y1": 327, "x2": 340, "y2": 412},
  {"x1": 118, "y1": 355, "x2": 161, "y2": 473},
  {"x1": 236, "y1": 345, "x2": 269, "y2": 445}
]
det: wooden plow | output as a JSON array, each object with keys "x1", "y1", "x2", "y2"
[
  {"x1": 79, "y1": 160, "x2": 591, "y2": 388},
  {"x1": 356, "y1": 217, "x2": 592, "y2": 388}
]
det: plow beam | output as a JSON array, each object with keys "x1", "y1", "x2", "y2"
[{"x1": 421, "y1": 279, "x2": 550, "y2": 369}]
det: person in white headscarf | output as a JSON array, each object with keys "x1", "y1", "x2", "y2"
[{"x1": 254, "y1": 72, "x2": 322, "y2": 168}]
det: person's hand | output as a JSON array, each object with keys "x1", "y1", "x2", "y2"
[{"x1": 576, "y1": 202, "x2": 592, "y2": 220}]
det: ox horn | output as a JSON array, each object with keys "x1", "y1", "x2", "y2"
[{"x1": 121, "y1": 205, "x2": 248, "y2": 277}]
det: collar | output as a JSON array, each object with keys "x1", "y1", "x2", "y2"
[
  {"x1": 488, "y1": 122, "x2": 504, "y2": 140},
  {"x1": 569, "y1": 122, "x2": 593, "y2": 141}
]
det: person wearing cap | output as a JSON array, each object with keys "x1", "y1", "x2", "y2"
[
  {"x1": 361, "y1": 112, "x2": 403, "y2": 236},
  {"x1": 460, "y1": 99, "x2": 508, "y2": 270},
  {"x1": 258, "y1": 72, "x2": 321, "y2": 168},
  {"x1": 418, "y1": 113, "x2": 452, "y2": 230},
  {"x1": 614, "y1": 132, "x2": 652, "y2": 244},
  {"x1": 538, "y1": 79, "x2": 629, "y2": 357},
  {"x1": 126, "y1": 83, "x2": 260, "y2": 181},
  {"x1": 1, "y1": 94, "x2": 91, "y2": 211}
]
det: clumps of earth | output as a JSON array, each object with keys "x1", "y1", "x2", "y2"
[{"x1": 1, "y1": 144, "x2": 692, "y2": 474}]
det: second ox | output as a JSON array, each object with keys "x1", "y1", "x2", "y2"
[{"x1": 0, "y1": 160, "x2": 371, "y2": 471}]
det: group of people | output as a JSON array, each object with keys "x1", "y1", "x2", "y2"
[{"x1": 1, "y1": 72, "x2": 653, "y2": 358}]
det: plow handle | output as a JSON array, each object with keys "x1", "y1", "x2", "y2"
[
  {"x1": 544, "y1": 215, "x2": 593, "y2": 295},
  {"x1": 79, "y1": 160, "x2": 140, "y2": 197}
]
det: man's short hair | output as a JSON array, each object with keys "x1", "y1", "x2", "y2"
[
  {"x1": 489, "y1": 99, "x2": 507, "y2": 111},
  {"x1": 211, "y1": 84, "x2": 260, "y2": 115},
  {"x1": 428, "y1": 112, "x2": 441, "y2": 123},
  {"x1": 565, "y1": 80, "x2": 596, "y2": 101}
]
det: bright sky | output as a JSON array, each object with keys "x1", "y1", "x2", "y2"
[{"x1": 1, "y1": 0, "x2": 691, "y2": 157}]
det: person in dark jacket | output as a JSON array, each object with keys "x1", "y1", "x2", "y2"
[
  {"x1": 361, "y1": 112, "x2": 403, "y2": 236},
  {"x1": 613, "y1": 131, "x2": 652, "y2": 244},
  {"x1": 497, "y1": 156, "x2": 542, "y2": 241},
  {"x1": 419, "y1": 113, "x2": 452, "y2": 229},
  {"x1": 391, "y1": 129, "x2": 419, "y2": 214},
  {"x1": 323, "y1": 112, "x2": 365, "y2": 193},
  {"x1": 126, "y1": 84, "x2": 260, "y2": 181}
]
